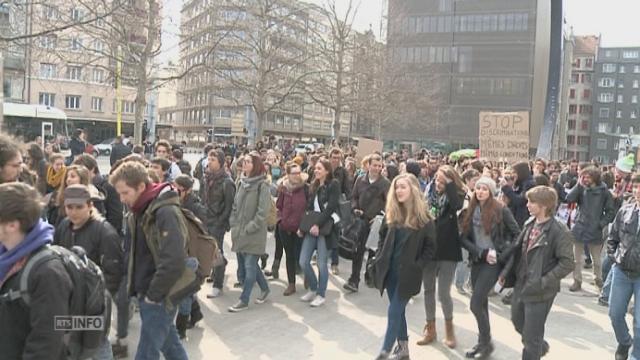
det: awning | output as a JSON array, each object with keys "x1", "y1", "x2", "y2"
[{"x1": 3, "y1": 103, "x2": 67, "y2": 120}]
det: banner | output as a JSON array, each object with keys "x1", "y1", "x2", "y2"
[
  {"x1": 479, "y1": 111, "x2": 530, "y2": 162},
  {"x1": 356, "y1": 138, "x2": 383, "y2": 163}
]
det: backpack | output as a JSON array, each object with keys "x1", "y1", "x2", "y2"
[
  {"x1": 177, "y1": 207, "x2": 223, "y2": 279},
  {"x1": 16, "y1": 245, "x2": 111, "y2": 360},
  {"x1": 338, "y1": 217, "x2": 367, "y2": 260},
  {"x1": 258, "y1": 182, "x2": 278, "y2": 229}
]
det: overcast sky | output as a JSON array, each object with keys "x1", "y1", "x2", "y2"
[{"x1": 160, "y1": 0, "x2": 640, "y2": 64}]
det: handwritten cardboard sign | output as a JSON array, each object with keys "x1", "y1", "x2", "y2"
[{"x1": 479, "y1": 111, "x2": 529, "y2": 162}]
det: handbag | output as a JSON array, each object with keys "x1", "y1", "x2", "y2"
[{"x1": 300, "y1": 211, "x2": 334, "y2": 236}]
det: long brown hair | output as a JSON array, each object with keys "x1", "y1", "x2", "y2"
[
  {"x1": 55, "y1": 165, "x2": 91, "y2": 217},
  {"x1": 311, "y1": 158, "x2": 333, "y2": 193},
  {"x1": 462, "y1": 189, "x2": 503, "y2": 235},
  {"x1": 437, "y1": 165, "x2": 467, "y2": 197}
]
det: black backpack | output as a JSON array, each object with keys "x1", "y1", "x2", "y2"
[
  {"x1": 338, "y1": 217, "x2": 367, "y2": 260},
  {"x1": 16, "y1": 245, "x2": 111, "y2": 360}
]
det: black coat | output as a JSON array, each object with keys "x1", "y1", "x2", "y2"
[
  {"x1": 351, "y1": 174, "x2": 391, "y2": 222},
  {"x1": 306, "y1": 179, "x2": 340, "y2": 249},
  {"x1": 204, "y1": 173, "x2": 236, "y2": 233},
  {"x1": 69, "y1": 137, "x2": 85, "y2": 157},
  {"x1": 110, "y1": 143, "x2": 131, "y2": 166},
  {"x1": 432, "y1": 182, "x2": 464, "y2": 262},
  {"x1": 566, "y1": 183, "x2": 616, "y2": 244},
  {"x1": 333, "y1": 166, "x2": 352, "y2": 199},
  {"x1": 374, "y1": 220, "x2": 437, "y2": 300},
  {"x1": 461, "y1": 206, "x2": 521, "y2": 264},
  {"x1": 54, "y1": 216, "x2": 125, "y2": 294},
  {"x1": 502, "y1": 176, "x2": 536, "y2": 227},
  {"x1": 0, "y1": 246, "x2": 73, "y2": 360},
  {"x1": 94, "y1": 175, "x2": 124, "y2": 235}
]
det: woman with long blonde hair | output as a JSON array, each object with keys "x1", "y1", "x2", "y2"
[{"x1": 373, "y1": 173, "x2": 437, "y2": 360}]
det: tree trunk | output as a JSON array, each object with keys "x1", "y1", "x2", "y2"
[{"x1": 133, "y1": 0, "x2": 157, "y2": 145}]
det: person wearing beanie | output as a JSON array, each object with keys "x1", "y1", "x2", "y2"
[
  {"x1": 459, "y1": 176, "x2": 520, "y2": 358},
  {"x1": 614, "y1": 154, "x2": 635, "y2": 207}
]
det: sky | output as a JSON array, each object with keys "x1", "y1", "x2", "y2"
[{"x1": 159, "y1": 0, "x2": 640, "y2": 65}]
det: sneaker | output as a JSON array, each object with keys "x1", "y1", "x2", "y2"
[
  {"x1": 583, "y1": 261, "x2": 593, "y2": 269},
  {"x1": 331, "y1": 264, "x2": 340, "y2": 275},
  {"x1": 255, "y1": 288, "x2": 271, "y2": 304},
  {"x1": 111, "y1": 338, "x2": 128, "y2": 359},
  {"x1": 207, "y1": 287, "x2": 222, "y2": 298},
  {"x1": 343, "y1": 282, "x2": 359, "y2": 293},
  {"x1": 597, "y1": 297, "x2": 609, "y2": 307},
  {"x1": 300, "y1": 291, "x2": 316, "y2": 302},
  {"x1": 228, "y1": 301, "x2": 249, "y2": 313},
  {"x1": 569, "y1": 281, "x2": 582, "y2": 292},
  {"x1": 310, "y1": 295, "x2": 325, "y2": 307},
  {"x1": 616, "y1": 343, "x2": 631, "y2": 360},
  {"x1": 233, "y1": 282, "x2": 243, "y2": 288}
]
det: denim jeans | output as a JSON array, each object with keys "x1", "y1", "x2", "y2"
[
  {"x1": 208, "y1": 227, "x2": 227, "y2": 289},
  {"x1": 93, "y1": 335, "x2": 114, "y2": 360},
  {"x1": 111, "y1": 276, "x2": 130, "y2": 339},
  {"x1": 136, "y1": 299, "x2": 188, "y2": 360},
  {"x1": 382, "y1": 269, "x2": 409, "y2": 352},
  {"x1": 601, "y1": 255, "x2": 614, "y2": 301},
  {"x1": 178, "y1": 257, "x2": 199, "y2": 316},
  {"x1": 237, "y1": 252, "x2": 269, "y2": 305},
  {"x1": 609, "y1": 264, "x2": 640, "y2": 360},
  {"x1": 299, "y1": 234, "x2": 329, "y2": 297},
  {"x1": 236, "y1": 253, "x2": 246, "y2": 285}
]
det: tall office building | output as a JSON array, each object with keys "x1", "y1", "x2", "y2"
[
  {"x1": 0, "y1": 3, "x2": 27, "y2": 103},
  {"x1": 591, "y1": 47, "x2": 640, "y2": 163},
  {"x1": 565, "y1": 35, "x2": 599, "y2": 161},
  {"x1": 386, "y1": 0, "x2": 563, "y2": 152}
]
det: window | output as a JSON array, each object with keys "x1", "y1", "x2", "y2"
[
  {"x1": 65, "y1": 95, "x2": 81, "y2": 109},
  {"x1": 39, "y1": 35, "x2": 57, "y2": 49},
  {"x1": 569, "y1": 89, "x2": 575, "y2": 99},
  {"x1": 598, "y1": 93, "x2": 614, "y2": 103},
  {"x1": 605, "y1": 50, "x2": 615, "y2": 58},
  {"x1": 91, "y1": 97, "x2": 103, "y2": 111},
  {"x1": 92, "y1": 68, "x2": 104, "y2": 83},
  {"x1": 567, "y1": 135, "x2": 575, "y2": 145},
  {"x1": 70, "y1": 37, "x2": 82, "y2": 51},
  {"x1": 94, "y1": 40, "x2": 104, "y2": 53},
  {"x1": 66, "y1": 66, "x2": 81, "y2": 81},
  {"x1": 71, "y1": 8, "x2": 84, "y2": 22},
  {"x1": 583, "y1": 89, "x2": 591, "y2": 99},
  {"x1": 635, "y1": 65, "x2": 640, "y2": 73},
  {"x1": 578, "y1": 136, "x2": 590, "y2": 145},
  {"x1": 585, "y1": 58, "x2": 593, "y2": 67},
  {"x1": 597, "y1": 138, "x2": 608, "y2": 150},
  {"x1": 619, "y1": 81, "x2": 625, "y2": 88},
  {"x1": 574, "y1": 58, "x2": 581, "y2": 68},
  {"x1": 579, "y1": 105, "x2": 592, "y2": 114},
  {"x1": 620, "y1": 65, "x2": 626, "y2": 73},
  {"x1": 598, "y1": 123, "x2": 609, "y2": 134},
  {"x1": 569, "y1": 104, "x2": 577, "y2": 114},
  {"x1": 623, "y1": 51, "x2": 639, "y2": 59},
  {"x1": 617, "y1": 110, "x2": 623, "y2": 118},
  {"x1": 41, "y1": 5, "x2": 58, "y2": 20},
  {"x1": 581, "y1": 121, "x2": 589, "y2": 131},
  {"x1": 602, "y1": 63, "x2": 616, "y2": 73},
  {"x1": 634, "y1": 79, "x2": 639, "y2": 88},
  {"x1": 582, "y1": 74, "x2": 592, "y2": 83},
  {"x1": 599, "y1": 108, "x2": 610, "y2": 118},
  {"x1": 633, "y1": 95, "x2": 638, "y2": 104},
  {"x1": 599, "y1": 78, "x2": 615, "y2": 87},
  {"x1": 632, "y1": 110, "x2": 638, "y2": 119},
  {"x1": 39, "y1": 63, "x2": 56, "y2": 78},
  {"x1": 39, "y1": 93, "x2": 55, "y2": 107},
  {"x1": 568, "y1": 119, "x2": 576, "y2": 130},
  {"x1": 618, "y1": 94, "x2": 624, "y2": 103},
  {"x1": 571, "y1": 74, "x2": 579, "y2": 83}
]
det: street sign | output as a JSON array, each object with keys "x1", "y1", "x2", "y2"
[{"x1": 479, "y1": 111, "x2": 530, "y2": 163}]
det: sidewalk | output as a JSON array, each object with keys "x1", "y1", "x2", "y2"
[{"x1": 115, "y1": 232, "x2": 618, "y2": 359}]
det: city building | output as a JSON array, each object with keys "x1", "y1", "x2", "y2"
[
  {"x1": 385, "y1": 0, "x2": 562, "y2": 150},
  {"x1": 552, "y1": 29, "x2": 575, "y2": 161},
  {"x1": 565, "y1": 35, "x2": 599, "y2": 161},
  {"x1": 590, "y1": 46, "x2": 640, "y2": 163},
  {"x1": 0, "y1": 2, "x2": 27, "y2": 103}
]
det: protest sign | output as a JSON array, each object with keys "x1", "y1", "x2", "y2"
[{"x1": 479, "y1": 111, "x2": 529, "y2": 162}]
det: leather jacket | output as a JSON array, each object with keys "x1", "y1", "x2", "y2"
[{"x1": 608, "y1": 202, "x2": 640, "y2": 275}]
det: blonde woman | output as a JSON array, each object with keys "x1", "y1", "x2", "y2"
[
  {"x1": 46, "y1": 164, "x2": 90, "y2": 226},
  {"x1": 373, "y1": 173, "x2": 437, "y2": 360}
]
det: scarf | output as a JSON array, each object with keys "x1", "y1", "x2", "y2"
[
  {"x1": 204, "y1": 169, "x2": 227, "y2": 201},
  {"x1": 46, "y1": 165, "x2": 66, "y2": 189},
  {"x1": 0, "y1": 220, "x2": 53, "y2": 283},
  {"x1": 130, "y1": 182, "x2": 170, "y2": 214},
  {"x1": 427, "y1": 186, "x2": 448, "y2": 219}
]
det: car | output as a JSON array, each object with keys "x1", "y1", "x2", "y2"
[
  {"x1": 295, "y1": 143, "x2": 316, "y2": 154},
  {"x1": 94, "y1": 138, "x2": 115, "y2": 156}
]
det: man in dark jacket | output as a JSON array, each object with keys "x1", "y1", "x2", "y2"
[
  {"x1": 344, "y1": 154, "x2": 390, "y2": 293},
  {"x1": 203, "y1": 149, "x2": 236, "y2": 298},
  {"x1": 330, "y1": 148, "x2": 350, "y2": 273},
  {"x1": 0, "y1": 182, "x2": 73, "y2": 359},
  {"x1": 110, "y1": 136, "x2": 132, "y2": 167},
  {"x1": 501, "y1": 186, "x2": 574, "y2": 360},
  {"x1": 69, "y1": 129, "x2": 86, "y2": 163},
  {"x1": 53, "y1": 184, "x2": 124, "y2": 359},
  {"x1": 0, "y1": 133, "x2": 23, "y2": 184},
  {"x1": 566, "y1": 166, "x2": 616, "y2": 292},
  {"x1": 110, "y1": 161, "x2": 190, "y2": 360},
  {"x1": 607, "y1": 173, "x2": 640, "y2": 360},
  {"x1": 501, "y1": 161, "x2": 536, "y2": 227}
]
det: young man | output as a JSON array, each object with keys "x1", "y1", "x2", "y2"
[
  {"x1": 154, "y1": 140, "x2": 182, "y2": 181},
  {"x1": 329, "y1": 148, "x2": 350, "y2": 274},
  {"x1": 203, "y1": 149, "x2": 236, "y2": 298},
  {"x1": 0, "y1": 133, "x2": 23, "y2": 184},
  {"x1": 607, "y1": 173, "x2": 640, "y2": 360},
  {"x1": 502, "y1": 186, "x2": 574, "y2": 360},
  {"x1": 0, "y1": 182, "x2": 73, "y2": 359},
  {"x1": 344, "y1": 154, "x2": 390, "y2": 293},
  {"x1": 53, "y1": 184, "x2": 124, "y2": 360},
  {"x1": 150, "y1": 158, "x2": 172, "y2": 183},
  {"x1": 110, "y1": 161, "x2": 192, "y2": 360},
  {"x1": 110, "y1": 136, "x2": 132, "y2": 167}
]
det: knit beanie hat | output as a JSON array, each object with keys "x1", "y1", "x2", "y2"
[
  {"x1": 475, "y1": 176, "x2": 498, "y2": 196},
  {"x1": 616, "y1": 154, "x2": 635, "y2": 174}
]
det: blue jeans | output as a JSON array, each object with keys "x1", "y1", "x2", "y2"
[
  {"x1": 93, "y1": 335, "x2": 114, "y2": 360},
  {"x1": 299, "y1": 234, "x2": 329, "y2": 297},
  {"x1": 609, "y1": 264, "x2": 640, "y2": 360},
  {"x1": 136, "y1": 299, "x2": 188, "y2": 360},
  {"x1": 238, "y1": 252, "x2": 269, "y2": 305},
  {"x1": 601, "y1": 255, "x2": 614, "y2": 301},
  {"x1": 236, "y1": 253, "x2": 246, "y2": 285},
  {"x1": 178, "y1": 257, "x2": 199, "y2": 315},
  {"x1": 382, "y1": 269, "x2": 409, "y2": 352}
]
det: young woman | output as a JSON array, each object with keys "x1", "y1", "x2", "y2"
[
  {"x1": 228, "y1": 152, "x2": 272, "y2": 312},
  {"x1": 460, "y1": 177, "x2": 520, "y2": 358},
  {"x1": 45, "y1": 153, "x2": 66, "y2": 194},
  {"x1": 373, "y1": 173, "x2": 437, "y2": 360},
  {"x1": 275, "y1": 162, "x2": 309, "y2": 295},
  {"x1": 47, "y1": 164, "x2": 91, "y2": 226},
  {"x1": 298, "y1": 158, "x2": 339, "y2": 307},
  {"x1": 418, "y1": 165, "x2": 466, "y2": 349}
]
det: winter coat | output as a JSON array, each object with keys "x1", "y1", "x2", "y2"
[
  {"x1": 0, "y1": 245, "x2": 73, "y2": 360},
  {"x1": 431, "y1": 182, "x2": 464, "y2": 262},
  {"x1": 230, "y1": 175, "x2": 271, "y2": 255},
  {"x1": 94, "y1": 175, "x2": 124, "y2": 235},
  {"x1": 110, "y1": 142, "x2": 131, "y2": 166},
  {"x1": 607, "y1": 202, "x2": 640, "y2": 275},
  {"x1": 182, "y1": 192, "x2": 208, "y2": 224},
  {"x1": 502, "y1": 176, "x2": 536, "y2": 227},
  {"x1": 54, "y1": 215, "x2": 124, "y2": 294},
  {"x1": 333, "y1": 166, "x2": 352, "y2": 199},
  {"x1": 276, "y1": 179, "x2": 309, "y2": 233},
  {"x1": 69, "y1": 137, "x2": 85, "y2": 158},
  {"x1": 351, "y1": 174, "x2": 391, "y2": 222},
  {"x1": 566, "y1": 183, "x2": 616, "y2": 244},
  {"x1": 502, "y1": 217, "x2": 575, "y2": 303},
  {"x1": 373, "y1": 220, "x2": 437, "y2": 300},
  {"x1": 461, "y1": 206, "x2": 521, "y2": 264},
  {"x1": 305, "y1": 179, "x2": 341, "y2": 249},
  {"x1": 204, "y1": 172, "x2": 236, "y2": 233}
]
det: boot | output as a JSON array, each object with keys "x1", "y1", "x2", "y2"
[
  {"x1": 416, "y1": 321, "x2": 436, "y2": 345},
  {"x1": 260, "y1": 254, "x2": 269, "y2": 270},
  {"x1": 444, "y1": 319, "x2": 457, "y2": 349},
  {"x1": 265, "y1": 259, "x2": 280, "y2": 279},
  {"x1": 188, "y1": 299, "x2": 203, "y2": 329},
  {"x1": 465, "y1": 342, "x2": 494, "y2": 359},
  {"x1": 389, "y1": 340, "x2": 410, "y2": 360},
  {"x1": 283, "y1": 284, "x2": 296, "y2": 296},
  {"x1": 569, "y1": 280, "x2": 582, "y2": 292},
  {"x1": 175, "y1": 313, "x2": 189, "y2": 340}
]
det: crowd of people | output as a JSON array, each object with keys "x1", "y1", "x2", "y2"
[{"x1": 0, "y1": 130, "x2": 639, "y2": 360}]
